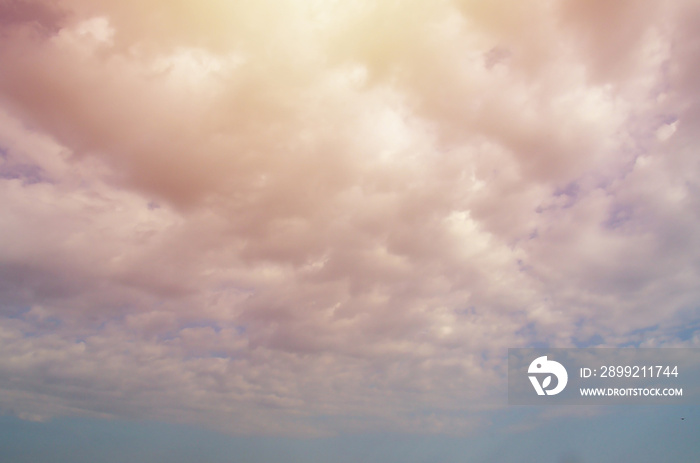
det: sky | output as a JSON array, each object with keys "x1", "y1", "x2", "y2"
[{"x1": 0, "y1": 0, "x2": 699, "y2": 461}]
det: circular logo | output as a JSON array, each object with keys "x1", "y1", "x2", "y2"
[{"x1": 528, "y1": 356, "x2": 568, "y2": 396}]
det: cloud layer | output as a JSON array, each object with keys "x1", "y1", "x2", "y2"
[{"x1": 0, "y1": 0, "x2": 699, "y2": 434}]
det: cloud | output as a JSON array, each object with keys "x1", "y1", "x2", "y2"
[
  {"x1": 0, "y1": 0, "x2": 699, "y2": 435},
  {"x1": 0, "y1": 0, "x2": 65, "y2": 35}
]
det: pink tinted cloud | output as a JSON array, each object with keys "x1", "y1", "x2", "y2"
[{"x1": 0, "y1": 0, "x2": 699, "y2": 435}]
